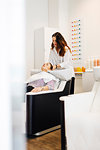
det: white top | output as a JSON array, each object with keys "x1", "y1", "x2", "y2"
[
  {"x1": 49, "y1": 46, "x2": 73, "y2": 68},
  {"x1": 49, "y1": 46, "x2": 75, "y2": 77}
]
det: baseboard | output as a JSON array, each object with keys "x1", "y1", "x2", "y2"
[{"x1": 34, "y1": 125, "x2": 61, "y2": 136}]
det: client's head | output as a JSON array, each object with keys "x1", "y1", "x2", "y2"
[{"x1": 42, "y1": 62, "x2": 53, "y2": 72}]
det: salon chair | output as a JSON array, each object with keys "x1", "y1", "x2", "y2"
[
  {"x1": 25, "y1": 69, "x2": 75, "y2": 138},
  {"x1": 60, "y1": 66, "x2": 100, "y2": 150}
]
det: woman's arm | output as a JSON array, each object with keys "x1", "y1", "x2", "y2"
[
  {"x1": 48, "y1": 49, "x2": 54, "y2": 65},
  {"x1": 49, "y1": 48, "x2": 73, "y2": 70},
  {"x1": 52, "y1": 64, "x2": 61, "y2": 70},
  {"x1": 49, "y1": 49, "x2": 62, "y2": 70},
  {"x1": 31, "y1": 80, "x2": 55, "y2": 92}
]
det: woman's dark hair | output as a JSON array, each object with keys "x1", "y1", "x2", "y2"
[
  {"x1": 51, "y1": 32, "x2": 71, "y2": 57},
  {"x1": 49, "y1": 63, "x2": 53, "y2": 70}
]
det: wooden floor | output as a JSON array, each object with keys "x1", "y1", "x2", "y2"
[{"x1": 27, "y1": 129, "x2": 61, "y2": 150}]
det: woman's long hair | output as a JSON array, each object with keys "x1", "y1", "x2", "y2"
[{"x1": 51, "y1": 32, "x2": 71, "y2": 57}]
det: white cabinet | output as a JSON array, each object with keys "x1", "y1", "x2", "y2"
[
  {"x1": 34, "y1": 27, "x2": 60, "y2": 69},
  {"x1": 82, "y1": 70, "x2": 94, "y2": 92},
  {"x1": 75, "y1": 70, "x2": 94, "y2": 93},
  {"x1": 75, "y1": 74, "x2": 83, "y2": 93}
]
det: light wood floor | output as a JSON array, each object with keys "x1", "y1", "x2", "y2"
[{"x1": 27, "y1": 129, "x2": 61, "y2": 150}]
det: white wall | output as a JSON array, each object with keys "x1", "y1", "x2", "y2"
[
  {"x1": 48, "y1": 0, "x2": 59, "y2": 28},
  {"x1": 48, "y1": 0, "x2": 70, "y2": 50},
  {"x1": 58, "y1": 0, "x2": 69, "y2": 41},
  {"x1": 26, "y1": 0, "x2": 48, "y2": 78},
  {"x1": 68, "y1": 0, "x2": 100, "y2": 63}
]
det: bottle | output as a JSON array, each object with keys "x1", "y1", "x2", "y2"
[
  {"x1": 82, "y1": 66, "x2": 85, "y2": 72},
  {"x1": 97, "y1": 58, "x2": 100, "y2": 66},
  {"x1": 93, "y1": 58, "x2": 97, "y2": 67}
]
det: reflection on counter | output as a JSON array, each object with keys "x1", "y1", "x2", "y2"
[{"x1": 75, "y1": 69, "x2": 94, "y2": 94}]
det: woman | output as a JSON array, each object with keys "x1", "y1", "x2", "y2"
[
  {"x1": 26, "y1": 62, "x2": 59, "y2": 93},
  {"x1": 48, "y1": 32, "x2": 73, "y2": 70}
]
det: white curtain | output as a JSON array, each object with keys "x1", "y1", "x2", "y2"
[{"x1": 0, "y1": 0, "x2": 26, "y2": 150}]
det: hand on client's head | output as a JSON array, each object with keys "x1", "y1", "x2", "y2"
[{"x1": 41, "y1": 62, "x2": 53, "y2": 72}]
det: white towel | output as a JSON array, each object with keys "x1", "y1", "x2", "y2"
[{"x1": 26, "y1": 71, "x2": 59, "y2": 84}]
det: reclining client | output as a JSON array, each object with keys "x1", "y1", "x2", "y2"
[{"x1": 26, "y1": 63, "x2": 59, "y2": 93}]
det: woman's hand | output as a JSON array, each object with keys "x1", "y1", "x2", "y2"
[
  {"x1": 52, "y1": 65, "x2": 56, "y2": 70},
  {"x1": 52, "y1": 64, "x2": 61, "y2": 70}
]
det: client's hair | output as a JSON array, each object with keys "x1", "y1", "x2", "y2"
[{"x1": 49, "y1": 63, "x2": 53, "y2": 70}]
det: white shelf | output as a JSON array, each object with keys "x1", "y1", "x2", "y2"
[
  {"x1": 75, "y1": 72, "x2": 83, "y2": 74},
  {"x1": 85, "y1": 69, "x2": 93, "y2": 72},
  {"x1": 75, "y1": 69, "x2": 93, "y2": 74}
]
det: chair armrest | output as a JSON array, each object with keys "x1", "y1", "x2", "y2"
[
  {"x1": 65, "y1": 112, "x2": 100, "y2": 150},
  {"x1": 68, "y1": 112, "x2": 100, "y2": 121},
  {"x1": 60, "y1": 92, "x2": 95, "y2": 113}
]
